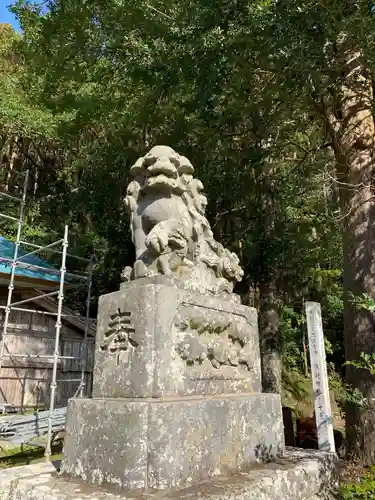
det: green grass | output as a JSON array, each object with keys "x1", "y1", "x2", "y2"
[{"x1": 0, "y1": 441, "x2": 63, "y2": 469}]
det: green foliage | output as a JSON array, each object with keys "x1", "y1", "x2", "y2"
[
  {"x1": 2, "y1": 0, "x2": 343, "y2": 317},
  {"x1": 329, "y1": 371, "x2": 368, "y2": 412},
  {"x1": 349, "y1": 294, "x2": 375, "y2": 313},
  {"x1": 0, "y1": 23, "x2": 59, "y2": 137},
  {"x1": 281, "y1": 367, "x2": 311, "y2": 409},
  {"x1": 279, "y1": 306, "x2": 305, "y2": 372},
  {"x1": 339, "y1": 468, "x2": 375, "y2": 499},
  {"x1": 346, "y1": 353, "x2": 375, "y2": 377},
  {"x1": 0, "y1": 0, "x2": 369, "y2": 432},
  {"x1": 279, "y1": 266, "x2": 344, "y2": 378}
]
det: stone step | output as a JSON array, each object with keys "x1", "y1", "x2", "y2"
[{"x1": 0, "y1": 449, "x2": 338, "y2": 500}]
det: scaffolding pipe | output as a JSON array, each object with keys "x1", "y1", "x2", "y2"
[
  {"x1": 0, "y1": 192, "x2": 22, "y2": 202},
  {"x1": 2, "y1": 354, "x2": 80, "y2": 360},
  {"x1": 0, "y1": 256, "x2": 88, "y2": 281},
  {"x1": 0, "y1": 185, "x2": 95, "y2": 437},
  {"x1": 56, "y1": 379, "x2": 81, "y2": 383},
  {"x1": 45, "y1": 225, "x2": 68, "y2": 459},
  {"x1": 0, "y1": 187, "x2": 95, "y2": 439},
  {"x1": 19, "y1": 241, "x2": 91, "y2": 262},
  {"x1": 10, "y1": 290, "x2": 59, "y2": 308},
  {"x1": 79, "y1": 255, "x2": 94, "y2": 398},
  {"x1": 0, "y1": 213, "x2": 18, "y2": 222},
  {"x1": 0, "y1": 171, "x2": 29, "y2": 372},
  {"x1": 0, "y1": 304, "x2": 94, "y2": 319},
  {"x1": 16, "y1": 239, "x2": 63, "y2": 262}
]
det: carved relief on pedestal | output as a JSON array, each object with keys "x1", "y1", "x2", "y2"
[
  {"x1": 174, "y1": 304, "x2": 254, "y2": 374},
  {"x1": 100, "y1": 309, "x2": 138, "y2": 353}
]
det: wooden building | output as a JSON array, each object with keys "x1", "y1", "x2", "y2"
[{"x1": 0, "y1": 236, "x2": 96, "y2": 410}]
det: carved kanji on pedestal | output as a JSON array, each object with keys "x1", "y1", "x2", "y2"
[{"x1": 100, "y1": 309, "x2": 137, "y2": 353}]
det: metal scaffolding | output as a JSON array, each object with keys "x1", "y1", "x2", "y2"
[{"x1": 0, "y1": 171, "x2": 95, "y2": 459}]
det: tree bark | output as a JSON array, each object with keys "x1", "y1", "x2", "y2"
[
  {"x1": 258, "y1": 152, "x2": 282, "y2": 394},
  {"x1": 329, "y1": 33, "x2": 375, "y2": 463},
  {"x1": 259, "y1": 278, "x2": 282, "y2": 393}
]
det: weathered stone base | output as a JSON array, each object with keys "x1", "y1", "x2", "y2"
[
  {"x1": 0, "y1": 449, "x2": 339, "y2": 500},
  {"x1": 61, "y1": 393, "x2": 283, "y2": 490}
]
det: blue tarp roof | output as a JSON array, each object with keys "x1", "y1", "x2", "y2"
[{"x1": 0, "y1": 236, "x2": 60, "y2": 283}]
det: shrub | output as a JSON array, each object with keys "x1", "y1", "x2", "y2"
[{"x1": 339, "y1": 467, "x2": 375, "y2": 499}]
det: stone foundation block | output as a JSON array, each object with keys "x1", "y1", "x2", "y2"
[
  {"x1": 1, "y1": 449, "x2": 339, "y2": 500},
  {"x1": 61, "y1": 393, "x2": 284, "y2": 490},
  {"x1": 93, "y1": 280, "x2": 262, "y2": 399}
]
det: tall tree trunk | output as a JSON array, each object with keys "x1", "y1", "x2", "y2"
[
  {"x1": 258, "y1": 153, "x2": 282, "y2": 394},
  {"x1": 329, "y1": 33, "x2": 375, "y2": 463},
  {"x1": 259, "y1": 278, "x2": 281, "y2": 393}
]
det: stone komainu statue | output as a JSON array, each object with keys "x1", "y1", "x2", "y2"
[{"x1": 122, "y1": 145, "x2": 243, "y2": 295}]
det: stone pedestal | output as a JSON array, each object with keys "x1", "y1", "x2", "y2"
[{"x1": 61, "y1": 279, "x2": 284, "y2": 490}]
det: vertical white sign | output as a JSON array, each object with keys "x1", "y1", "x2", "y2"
[{"x1": 305, "y1": 301, "x2": 336, "y2": 453}]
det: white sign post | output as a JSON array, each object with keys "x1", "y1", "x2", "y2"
[{"x1": 305, "y1": 301, "x2": 336, "y2": 453}]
